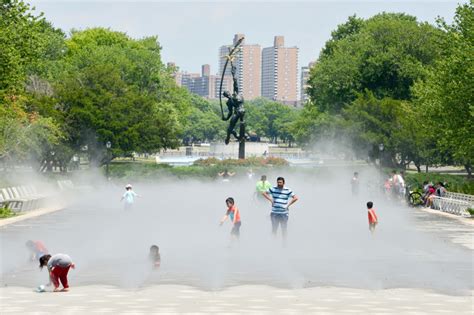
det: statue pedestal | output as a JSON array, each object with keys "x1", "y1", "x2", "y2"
[{"x1": 210, "y1": 142, "x2": 270, "y2": 158}]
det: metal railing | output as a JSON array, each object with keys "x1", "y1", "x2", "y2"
[{"x1": 432, "y1": 195, "x2": 472, "y2": 217}]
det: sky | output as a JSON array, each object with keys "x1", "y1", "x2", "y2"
[{"x1": 30, "y1": 1, "x2": 463, "y2": 74}]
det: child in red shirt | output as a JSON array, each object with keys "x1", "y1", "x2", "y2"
[
  {"x1": 219, "y1": 197, "x2": 241, "y2": 240},
  {"x1": 367, "y1": 201, "x2": 378, "y2": 234}
]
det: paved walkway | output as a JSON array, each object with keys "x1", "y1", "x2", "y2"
[
  {"x1": 411, "y1": 207, "x2": 474, "y2": 250},
  {"x1": 1, "y1": 184, "x2": 472, "y2": 314},
  {"x1": 1, "y1": 285, "x2": 472, "y2": 314}
]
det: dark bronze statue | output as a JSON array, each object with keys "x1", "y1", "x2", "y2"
[
  {"x1": 219, "y1": 36, "x2": 246, "y2": 158},
  {"x1": 223, "y1": 62, "x2": 245, "y2": 144}
]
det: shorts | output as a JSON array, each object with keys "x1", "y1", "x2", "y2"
[{"x1": 231, "y1": 222, "x2": 241, "y2": 236}]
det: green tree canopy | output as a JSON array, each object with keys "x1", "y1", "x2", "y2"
[
  {"x1": 308, "y1": 12, "x2": 442, "y2": 114},
  {"x1": 412, "y1": 1, "x2": 474, "y2": 175},
  {"x1": 50, "y1": 28, "x2": 191, "y2": 164}
]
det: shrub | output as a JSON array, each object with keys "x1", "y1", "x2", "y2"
[
  {"x1": 0, "y1": 207, "x2": 15, "y2": 219},
  {"x1": 404, "y1": 173, "x2": 474, "y2": 195},
  {"x1": 193, "y1": 157, "x2": 289, "y2": 167}
]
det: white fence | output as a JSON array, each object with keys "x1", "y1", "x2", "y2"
[{"x1": 432, "y1": 192, "x2": 473, "y2": 217}]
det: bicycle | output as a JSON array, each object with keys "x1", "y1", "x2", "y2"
[{"x1": 405, "y1": 185, "x2": 424, "y2": 207}]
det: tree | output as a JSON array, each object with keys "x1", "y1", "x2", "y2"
[
  {"x1": 52, "y1": 28, "x2": 192, "y2": 165},
  {"x1": 182, "y1": 96, "x2": 225, "y2": 144},
  {"x1": 412, "y1": 1, "x2": 474, "y2": 176},
  {"x1": 0, "y1": 102, "x2": 62, "y2": 167},
  {"x1": 250, "y1": 98, "x2": 297, "y2": 143},
  {"x1": 292, "y1": 105, "x2": 342, "y2": 147},
  {"x1": 0, "y1": 0, "x2": 65, "y2": 169},
  {"x1": 308, "y1": 13, "x2": 442, "y2": 114},
  {"x1": 0, "y1": 0, "x2": 65, "y2": 94}
]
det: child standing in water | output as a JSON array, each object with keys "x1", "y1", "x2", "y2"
[
  {"x1": 219, "y1": 197, "x2": 241, "y2": 241},
  {"x1": 367, "y1": 201, "x2": 378, "y2": 234},
  {"x1": 149, "y1": 245, "x2": 161, "y2": 269},
  {"x1": 120, "y1": 184, "x2": 140, "y2": 210}
]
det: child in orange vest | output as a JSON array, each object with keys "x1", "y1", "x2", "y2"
[
  {"x1": 367, "y1": 201, "x2": 378, "y2": 234},
  {"x1": 219, "y1": 197, "x2": 241, "y2": 240}
]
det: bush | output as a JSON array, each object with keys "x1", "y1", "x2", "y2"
[
  {"x1": 467, "y1": 208, "x2": 474, "y2": 216},
  {"x1": 0, "y1": 207, "x2": 15, "y2": 219},
  {"x1": 193, "y1": 157, "x2": 289, "y2": 167},
  {"x1": 404, "y1": 173, "x2": 474, "y2": 195},
  {"x1": 107, "y1": 158, "x2": 290, "y2": 180}
]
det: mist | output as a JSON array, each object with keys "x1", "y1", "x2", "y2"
[{"x1": 0, "y1": 166, "x2": 472, "y2": 295}]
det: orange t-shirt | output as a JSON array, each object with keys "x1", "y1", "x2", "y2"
[
  {"x1": 35, "y1": 241, "x2": 48, "y2": 253},
  {"x1": 227, "y1": 205, "x2": 241, "y2": 223},
  {"x1": 368, "y1": 208, "x2": 378, "y2": 224}
]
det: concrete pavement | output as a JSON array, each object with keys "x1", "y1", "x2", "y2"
[{"x1": 1, "y1": 285, "x2": 472, "y2": 314}]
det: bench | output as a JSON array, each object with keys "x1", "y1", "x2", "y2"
[
  {"x1": 432, "y1": 192, "x2": 473, "y2": 217},
  {"x1": 57, "y1": 179, "x2": 92, "y2": 191},
  {"x1": 57, "y1": 179, "x2": 75, "y2": 190},
  {"x1": 0, "y1": 185, "x2": 46, "y2": 212}
]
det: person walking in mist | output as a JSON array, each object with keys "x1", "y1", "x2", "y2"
[
  {"x1": 367, "y1": 201, "x2": 378, "y2": 235},
  {"x1": 351, "y1": 172, "x2": 360, "y2": 196},
  {"x1": 120, "y1": 184, "x2": 140, "y2": 210},
  {"x1": 219, "y1": 197, "x2": 242, "y2": 241},
  {"x1": 263, "y1": 177, "x2": 298, "y2": 243}
]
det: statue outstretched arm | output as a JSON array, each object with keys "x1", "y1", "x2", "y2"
[{"x1": 230, "y1": 61, "x2": 239, "y2": 95}]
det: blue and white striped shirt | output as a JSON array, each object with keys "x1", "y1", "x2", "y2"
[{"x1": 268, "y1": 186, "x2": 295, "y2": 215}]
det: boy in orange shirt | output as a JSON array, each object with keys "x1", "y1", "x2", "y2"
[
  {"x1": 367, "y1": 201, "x2": 378, "y2": 234},
  {"x1": 219, "y1": 197, "x2": 241, "y2": 240}
]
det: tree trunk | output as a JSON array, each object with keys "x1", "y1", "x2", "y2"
[
  {"x1": 414, "y1": 162, "x2": 421, "y2": 173},
  {"x1": 425, "y1": 165, "x2": 429, "y2": 173},
  {"x1": 465, "y1": 164, "x2": 472, "y2": 179}
]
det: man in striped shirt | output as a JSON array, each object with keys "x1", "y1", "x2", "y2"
[{"x1": 262, "y1": 177, "x2": 299, "y2": 242}]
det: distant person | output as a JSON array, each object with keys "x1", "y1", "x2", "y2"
[
  {"x1": 218, "y1": 169, "x2": 235, "y2": 182},
  {"x1": 247, "y1": 168, "x2": 255, "y2": 180},
  {"x1": 391, "y1": 170, "x2": 405, "y2": 198},
  {"x1": 367, "y1": 201, "x2": 378, "y2": 235},
  {"x1": 255, "y1": 175, "x2": 272, "y2": 200},
  {"x1": 351, "y1": 172, "x2": 360, "y2": 195},
  {"x1": 149, "y1": 245, "x2": 161, "y2": 269},
  {"x1": 39, "y1": 253, "x2": 75, "y2": 292},
  {"x1": 427, "y1": 182, "x2": 447, "y2": 208},
  {"x1": 263, "y1": 177, "x2": 298, "y2": 243},
  {"x1": 435, "y1": 181, "x2": 447, "y2": 197},
  {"x1": 120, "y1": 184, "x2": 140, "y2": 210},
  {"x1": 26, "y1": 240, "x2": 48, "y2": 261},
  {"x1": 383, "y1": 177, "x2": 392, "y2": 196},
  {"x1": 219, "y1": 197, "x2": 242, "y2": 241},
  {"x1": 424, "y1": 184, "x2": 436, "y2": 207}
]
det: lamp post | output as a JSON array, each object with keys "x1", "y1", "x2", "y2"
[
  {"x1": 49, "y1": 150, "x2": 55, "y2": 172},
  {"x1": 378, "y1": 143, "x2": 384, "y2": 168},
  {"x1": 106, "y1": 141, "x2": 111, "y2": 179}
]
